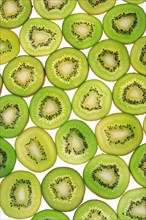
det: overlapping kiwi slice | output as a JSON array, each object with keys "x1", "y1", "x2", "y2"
[
  {"x1": 83, "y1": 154, "x2": 130, "y2": 199},
  {"x1": 95, "y1": 113, "x2": 143, "y2": 155},
  {"x1": 32, "y1": 209, "x2": 69, "y2": 220},
  {"x1": 62, "y1": 13, "x2": 102, "y2": 50},
  {"x1": 124, "y1": 0, "x2": 145, "y2": 3},
  {"x1": 144, "y1": 116, "x2": 146, "y2": 133},
  {"x1": 0, "y1": 95, "x2": 29, "y2": 138},
  {"x1": 33, "y1": 0, "x2": 76, "y2": 20},
  {"x1": 42, "y1": 167, "x2": 85, "y2": 212},
  {"x1": 117, "y1": 188, "x2": 146, "y2": 220},
  {"x1": 0, "y1": 74, "x2": 3, "y2": 92},
  {"x1": 0, "y1": 27, "x2": 20, "y2": 64},
  {"x1": 29, "y1": 86, "x2": 71, "y2": 130},
  {"x1": 45, "y1": 47, "x2": 88, "y2": 90},
  {"x1": 103, "y1": 4, "x2": 145, "y2": 44},
  {"x1": 88, "y1": 39, "x2": 130, "y2": 81},
  {"x1": 113, "y1": 73, "x2": 146, "y2": 115},
  {"x1": 20, "y1": 18, "x2": 62, "y2": 56}
]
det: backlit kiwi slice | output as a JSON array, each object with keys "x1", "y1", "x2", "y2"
[
  {"x1": 20, "y1": 18, "x2": 62, "y2": 56},
  {"x1": 42, "y1": 167, "x2": 85, "y2": 212},
  {"x1": 103, "y1": 4, "x2": 145, "y2": 44},
  {"x1": 113, "y1": 73, "x2": 146, "y2": 115},
  {"x1": 130, "y1": 37, "x2": 146, "y2": 75},
  {"x1": 32, "y1": 209, "x2": 69, "y2": 220},
  {"x1": 62, "y1": 13, "x2": 102, "y2": 50},
  {"x1": 0, "y1": 27, "x2": 20, "y2": 64},
  {"x1": 124, "y1": 0, "x2": 145, "y2": 3},
  {"x1": 55, "y1": 120, "x2": 97, "y2": 164},
  {"x1": 144, "y1": 116, "x2": 146, "y2": 133},
  {"x1": 30, "y1": 86, "x2": 71, "y2": 130},
  {"x1": 83, "y1": 154, "x2": 130, "y2": 199},
  {"x1": 0, "y1": 95, "x2": 29, "y2": 138},
  {"x1": 45, "y1": 47, "x2": 88, "y2": 90},
  {"x1": 72, "y1": 79, "x2": 112, "y2": 121},
  {"x1": 0, "y1": 74, "x2": 3, "y2": 92},
  {"x1": 15, "y1": 126, "x2": 57, "y2": 172},
  {"x1": 33, "y1": 0, "x2": 76, "y2": 20},
  {"x1": 95, "y1": 113, "x2": 143, "y2": 155},
  {"x1": 0, "y1": 170, "x2": 42, "y2": 219},
  {"x1": 0, "y1": 138, "x2": 16, "y2": 178},
  {"x1": 3, "y1": 55, "x2": 45, "y2": 97},
  {"x1": 117, "y1": 188, "x2": 146, "y2": 220},
  {"x1": 88, "y1": 39, "x2": 130, "y2": 81}
]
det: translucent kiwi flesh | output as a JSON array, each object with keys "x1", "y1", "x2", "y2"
[{"x1": 32, "y1": 209, "x2": 69, "y2": 220}]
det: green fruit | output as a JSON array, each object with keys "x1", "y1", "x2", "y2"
[
  {"x1": 95, "y1": 113, "x2": 143, "y2": 155},
  {"x1": 32, "y1": 209, "x2": 69, "y2": 220},
  {"x1": 72, "y1": 79, "x2": 112, "y2": 120},
  {"x1": 0, "y1": 74, "x2": 3, "y2": 92},
  {"x1": 83, "y1": 154, "x2": 130, "y2": 199},
  {"x1": 124, "y1": 0, "x2": 145, "y2": 3},
  {"x1": 143, "y1": 116, "x2": 146, "y2": 133}
]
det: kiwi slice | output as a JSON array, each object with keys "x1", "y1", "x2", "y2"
[
  {"x1": 124, "y1": 0, "x2": 145, "y2": 3},
  {"x1": 45, "y1": 47, "x2": 88, "y2": 90},
  {"x1": 0, "y1": 138, "x2": 16, "y2": 178},
  {"x1": 0, "y1": 27, "x2": 20, "y2": 64},
  {"x1": 33, "y1": 0, "x2": 76, "y2": 20},
  {"x1": 78, "y1": 0, "x2": 116, "y2": 15},
  {"x1": 0, "y1": 170, "x2": 42, "y2": 219},
  {"x1": 0, "y1": 74, "x2": 3, "y2": 92},
  {"x1": 83, "y1": 154, "x2": 130, "y2": 199},
  {"x1": 62, "y1": 13, "x2": 102, "y2": 50},
  {"x1": 30, "y1": 86, "x2": 71, "y2": 130},
  {"x1": 117, "y1": 187, "x2": 146, "y2": 220},
  {"x1": 55, "y1": 119, "x2": 97, "y2": 164},
  {"x1": 113, "y1": 73, "x2": 146, "y2": 115},
  {"x1": 3, "y1": 55, "x2": 45, "y2": 97},
  {"x1": 0, "y1": 95, "x2": 29, "y2": 138},
  {"x1": 42, "y1": 167, "x2": 85, "y2": 212},
  {"x1": 103, "y1": 4, "x2": 145, "y2": 44},
  {"x1": 144, "y1": 116, "x2": 146, "y2": 133},
  {"x1": 73, "y1": 199, "x2": 118, "y2": 220},
  {"x1": 95, "y1": 113, "x2": 143, "y2": 155},
  {"x1": 130, "y1": 37, "x2": 146, "y2": 76},
  {"x1": 72, "y1": 79, "x2": 112, "y2": 121},
  {"x1": 88, "y1": 39, "x2": 130, "y2": 81},
  {"x1": 20, "y1": 18, "x2": 62, "y2": 56},
  {"x1": 32, "y1": 209, "x2": 69, "y2": 220}
]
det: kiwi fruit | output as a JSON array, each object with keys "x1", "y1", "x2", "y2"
[
  {"x1": 32, "y1": 209, "x2": 69, "y2": 220},
  {"x1": 143, "y1": 116, "x2": 146, "y2": 133},
  {"x1": 103, "y1": 4, "x2": 145, "y2": 44},
  {"x1": 0, "y1": 74, "x2": 3, "y2": 92},
  {"x1": 0, "y1": 95, "x2": 29, "y2": 138},
  {"x1": 0, "y1": 170, "x2": 42, "y2": 219},
  {"x1": 124, "y1": 0, "x2": 145, "y2": 4},
  {"x1": 33, "y1": 0, "x2": 76, "y2": 20},
  {"x1": 45, "y1": 47, "x2": 89, "y2": 90},
  {"x1": 29, "y1": 86, "x2": 71, "y2": 130},
  {"x1": 55, "y1": 119, "x2": 97, "y2": 164},
  {"x1": 20, "y1": 18, "x2": 62, "y2": 56},
  {"x1": 130, "y1": 37, "x2": 146, "y2": 76},
  {"x1": 113, "y1": 73, "x2": 146, "y2": 115},
  {"x1": 73, "y1": 199, "x2": 118, "y2": 220},
  {"x1": 0, "y1": 138, "x2": 16, "y2": 178},
  {"x1": 0, "y1": 27, "x2": 20, "y2": 64},
  {"x1": 62, "y1": 13, "x2": 103, "y2": 50},
  {"x1": 83, "y1": 154, "x2": 130, "y2": 199},
  {"x1": 42, "y1": 167, "x2": 85, "y2": 212},
  {"x1": 117, "y1": 187, "x2": 146, "y2": 220},
  {"x1": 78, "y1": 0, "x2": 116, "y2": 15},
  {"x1": 95, "y1": 113, "x2": 143, "y2": 155},
  {"x1": 3, "y1": 55, "x2": 45, "y2": 97}
]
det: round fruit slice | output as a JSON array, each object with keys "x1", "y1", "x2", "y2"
[
  {"x1": 113, "y1": 73, "x2": 146, "y2": 115},
  {"x1": 33, "y1": 0, "x2": 76, "y2": 20},
  {"x1": 117, "y1": 188, "x2": 146, "y2": 220},
  {"x1": 42, "y1": 167, "x2": 85, "y2": 212},
  {"x1": 0, "y1": 28, "x2": 20, "y2": 64},
  {"x1": 20, "y1": 18, "x2": 62, "y2": 56},
  {"x1": 32, "y1": 209, "x2": 69, "y2": 220},
  {"x1": 55, "y1": 120, "x2": 97, "y2": 164},
  {"x1": 73, "y1": 200, "x2": 118, "y2": 220},
  {"x1": 83, "y1": 154, "x2": 130, "y2": 199},
  {"x1": 103, "y1": 4, "x2": 145, "y2": 44},
  {"x1": 0, "y1": 170, "x2": 42, "y2": 219},
  {"x1": 15, "y1": 126, "x2": 57, "y2": 172},
  {"x1": 95, "y1": 113, "x2": 143, "y2": 155},
  {"x1": 62, "y1": 13, "x2": 102, "y2": 50},
  {"x1": 88, "y1": 39, "x2": 130, "y2": 81},
  {"x1": 0, "y1": 138, "x2": 16, "y2": 178},
  {"x1": 3, "y1": 55, "x2": 45, "y2": 97},
  {"x1": 0, "y1": 95, "x2": 29, "y2": 138},
  {"x1": 29, "y1": 86, "x2": 71, "y2": 130},
  {"x1": 144, "y1": 116, "x2": 146, "y2": 133},
  {"x1": 0, "y1": 74, "x2": 3, "y2": 93},
  {"x1": 124, "y1": 0, "x2": 145, "y2": 3},
  {"x1": 72, "y1": 79, "x2": 112, "y2": 120}
]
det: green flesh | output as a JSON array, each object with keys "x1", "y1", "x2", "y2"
[
  {"x1": 124, "y1": 0, "x2": 145, "y2": 4},
  {"x1": 144, "y1": 117, "x2": 146, "y2": 133},
  {"x1": 32, "y1": 209, "x2": 69, "y2": 220},
  {"x1": 0, "y1": 75, "x2": 3, "y2": 92}
]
